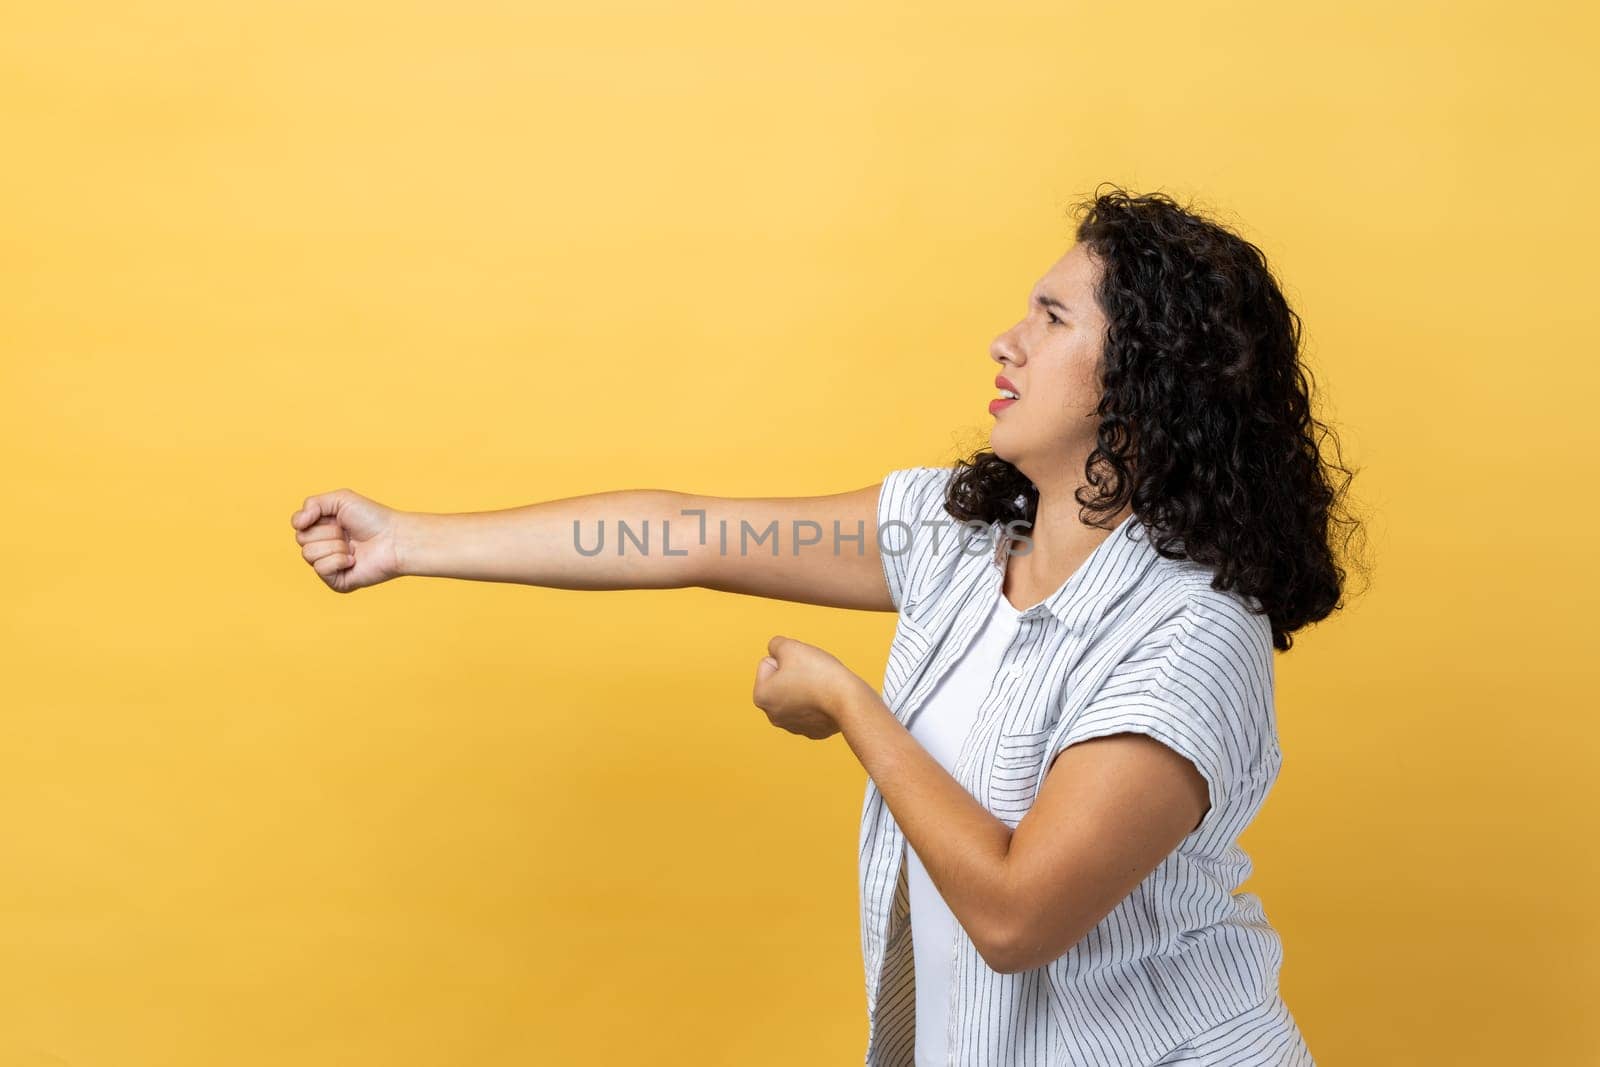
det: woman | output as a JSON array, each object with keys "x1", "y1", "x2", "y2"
[{"x1": 290, "y1": 186, "x2": 1359, "y2": 1066}]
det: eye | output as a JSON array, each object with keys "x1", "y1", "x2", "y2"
[{"x1": 1045, "y1": 309, "x2": 1063, "y2": 326}]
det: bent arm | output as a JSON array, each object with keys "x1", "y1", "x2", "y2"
[
  {"x1": 395, "y1": 481, "x2": 895, "y2": 612},
  {"x1": 829, "y1": 680, "x2": 1207, "y2": 975},
  {"x1": 989, "y1": 733, "x2": 1209, "y2": 973}
]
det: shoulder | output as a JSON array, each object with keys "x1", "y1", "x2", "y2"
[
  {"x1": 876, "y1": 465, "x2": 978, "y2": 614},
  {"x1": 1049, "y1": 573, "x2": 1280, "y2": 841},
  {"x1": 1080, "y1": 562, "x2": 1278, "y2": 770},
  {"x1": 1123, "y1": 558, "x2": 1273, "y2": 703},
  {"x1": 1128, "y1": 548, "x2": 1274, "y2": 668},
  {"x1": 876, "y1": 465, "x2": 956, "y2": 526},
  {"x1": 1158, "y1": 567, "x2": 1274, "y2": 687}
]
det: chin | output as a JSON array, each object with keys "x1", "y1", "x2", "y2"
[{"x1": 988, "y1": 428, "x2": 1023, "y2": 465}]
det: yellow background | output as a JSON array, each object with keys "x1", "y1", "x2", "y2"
[{"x1": 4, "y1": 3, "x2": 1596, "y2": 1064}]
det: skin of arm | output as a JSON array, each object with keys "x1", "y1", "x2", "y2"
[
  {"x1": 395, "y1": 489, "x2": 713, "y2": 589},
  {"x1": 397, "y1": 485, "x2": 895, "y2": 610},
  {"x1": 779, "y1": 660, "x2": 1210, "y2": 975},
  {"x1": 292, "y1": 481, "x2": 892, "y2": 611}
]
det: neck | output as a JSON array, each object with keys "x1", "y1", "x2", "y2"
[{"x1": 1002, "y1": 466, "x2": 1132, "y2": 604}]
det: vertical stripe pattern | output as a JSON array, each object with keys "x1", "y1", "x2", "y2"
[{"x1": 862, "y1": 465, "x2": 1314, "y2": 1066}]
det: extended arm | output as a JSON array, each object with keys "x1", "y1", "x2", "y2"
[{"x1": 293, "y1": 481, "x2": 895, "y2": 611}]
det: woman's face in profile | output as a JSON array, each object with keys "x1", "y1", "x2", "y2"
[{"x1": 988, "y1": 243, "x2": 1109, "y2": 481}]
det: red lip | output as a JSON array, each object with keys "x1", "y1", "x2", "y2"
[{"x1": 994, "y1": 375, "x2": 1019, "y2": 395}]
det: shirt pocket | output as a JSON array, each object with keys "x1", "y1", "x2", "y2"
[{"x1": 986, "y1": 726, "x2": 1053, "y2": 826}]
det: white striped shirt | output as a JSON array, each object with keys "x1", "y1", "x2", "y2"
[{"x1": 861, "y1": 465, "x2": 1314, "y2": 1066}]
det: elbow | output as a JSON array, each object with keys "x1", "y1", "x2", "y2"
[
  {"x1": 973, "y1": 914, "x2": 1085, "y2": 976},
  {"x1": 970, "y1": 914, "x2": 1031, "y2": 975},
  {"x1": 968, "y1": 860, "x2": 1093, "y2": 974},
  {"x1": 974, "y1": 939, "x2": 1028, "y2": 976},
  {"x1": 974, "y1": 928, "x2": 1036, "y2": 976},
  {"x1": 966, "y1": 902, "x2": 1025, "y2": 975}
]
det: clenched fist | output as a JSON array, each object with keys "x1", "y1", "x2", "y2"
[
  {"x1": 752, "y1": 635, "x2": 871, "y2": 741},
  {"x1": 289, "y1": 488, "x2": 404, "y2": 594}
]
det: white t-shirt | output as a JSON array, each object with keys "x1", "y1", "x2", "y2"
[{"x1": 904, "y1": 581, "x2": 1023, "y2": 1067}]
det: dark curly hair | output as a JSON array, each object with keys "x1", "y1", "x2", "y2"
[{"x1": 945, "y1": 184, "x2": 1367, "y2": 652}]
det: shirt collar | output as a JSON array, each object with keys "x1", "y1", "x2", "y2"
[{"x1": 986, "y1": 511, "x2": 1158, "y2": 631}]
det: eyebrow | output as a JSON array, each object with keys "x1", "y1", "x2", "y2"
[{"x1": 1033, "y1": 293, "x2": 1073, "y2": 315}]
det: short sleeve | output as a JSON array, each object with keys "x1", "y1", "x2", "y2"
[
  {"x1": 1043, "y1": 594, "x2": 1276, "y2": 839},
  {"x1": 875, "y1": 465, "x2": 956, "y2": 614}
]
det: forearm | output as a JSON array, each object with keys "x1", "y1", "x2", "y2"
[
  {"x1": 395, "y1": 488, "x2": 705, "y2": 588},
  {"x1": 832, "y1": 680, "x2": 1017, "y2": 963}
]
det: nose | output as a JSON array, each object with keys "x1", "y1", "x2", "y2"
[{"x1": 991, "y1": 331, "x2": 1020, "y2": 367}]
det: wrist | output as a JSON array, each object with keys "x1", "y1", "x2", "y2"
[
  {"x1": 392, "y1": 510, "x2": 434, "y2": 578},
  {"x1": 832, "y1": 674, "x2": 882, "y2": 732}
]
